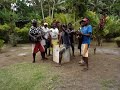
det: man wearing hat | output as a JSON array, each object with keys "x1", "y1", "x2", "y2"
[
  {"x1": 78, "y1": 18, "x2": 92, "y2": 71},
  {"x1": 41, "y1": 23, "x2": 51, "y2": 56}
]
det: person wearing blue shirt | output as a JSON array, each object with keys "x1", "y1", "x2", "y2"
[{"x1": 78, "y1": 18, "x2": 92, "y2": 71}]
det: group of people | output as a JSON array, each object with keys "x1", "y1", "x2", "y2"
[{"x1": 29, "y1": 18, "x2": 92, "y2": 71}]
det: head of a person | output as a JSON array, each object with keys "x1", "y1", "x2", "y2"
[
  {"x1": 52, "y1": 23, "x2": 57, "y2": 29},
  {"x1": 61, "y1": 24, "x2": 67, "y2": 31},
  {"x1": 32, "y1": 19, "x2": 37, "y2": 27},
  {"x1": 56, "y1": 21, "x2": 61, "y2": 28},
  {"x1": 68, "y1": 23, "x2": 73, "y2": 30},
  {"x1": 44, "y1": 23, "x2": 48, "y2": 28},
  {"x1": 80, "y1": 18, "x2": 89, "y2": 26},
  {"x1": 68, "y1": 23, "x2": 72, "y2": 27},
  {"x1": 79, "y1": 20, "x2": 84, "y2": 27}
]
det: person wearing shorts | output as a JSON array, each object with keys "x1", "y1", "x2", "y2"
[
  {"x1": 29, "y1": 19, "x2": 46, "y2": 63},
  {"x1": 68, "y1": 23, "x2": 75, "y2": 56},
  {"x1": 78, "y1": 18, "x2": 92, "y2": 71}
]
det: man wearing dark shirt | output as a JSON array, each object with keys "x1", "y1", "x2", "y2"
[
  {"x1": 59, "y1": 24, "x2": 71, "y2": 65},
  {"x1": 68, "y1": 23, "x2": 75, "y2": 56}
]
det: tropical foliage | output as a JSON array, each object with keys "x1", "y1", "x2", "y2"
[
  {"x1": 0, "y1": 39, "x2": 4, "y2": 51},
  {"x1": 0, "y1": 0, "x2": 120, "y2": 45}
]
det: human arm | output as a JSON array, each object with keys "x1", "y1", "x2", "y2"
[
  {"x1": 79, "y1": 25, "x2": 92, "y2": 37},
  {"x1": 29, "y1": 30, "x2": 36, "y2": 40}
]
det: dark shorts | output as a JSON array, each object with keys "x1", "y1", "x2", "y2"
[{"x1": 46, "y1": 39, "x2": 51, "y2": 48}]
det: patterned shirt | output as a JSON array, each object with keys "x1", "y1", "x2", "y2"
[
  {"x1": 29, "y1": 26, "x2": 44, "y2": 41},
  {"x1": 29, "y1": 26, "x2": 42, "y2": 36}
]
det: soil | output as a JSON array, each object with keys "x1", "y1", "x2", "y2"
[{"x1": 0, "y1": 43, "x2": 120, "y2": 90}]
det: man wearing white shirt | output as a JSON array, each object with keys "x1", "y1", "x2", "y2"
[{"x1": 41, "y1": 23, "x2": 51, "y2": 56}]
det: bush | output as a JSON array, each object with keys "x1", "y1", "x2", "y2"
[
  {"x1": 54, "y1": 13, "x2": 74, "y2": 24},
  {"x1": 104, "y1": 16, "x2": 120, "y2": 40},
  {"x1": 9, "y1": 33, "x2": 22, "y2": 47},
  {"x1": 44, "y1": 16, "x2": 53, "y2": 27},
  {"x1": 16, "y1": 27, "x2": 29, "y2": 43},
  {"x1": 115, "y1": 37, "x2": 120, "y2": 41},
  {"x1": 0, "y1": 24, "x2": 10, "y2": 42},
  {"x1": 0, "y1": 39, "x2": 4, "y2": 51},
  {"x1": 115, "y1": 37, "x2": 120, "y2": 47}
]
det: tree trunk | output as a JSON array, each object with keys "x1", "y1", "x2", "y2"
[
  {"x1": 40, "y1": 0, "x2": 44, "y2": 20},
  {"x1": 48, "y1": 1, "x2": 51, "y2": 17},
  {"x1": 51, "y1": 0, "x2": 55, "y2": 19}
]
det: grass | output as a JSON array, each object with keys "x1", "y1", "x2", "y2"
[
  {"x1": 101, "y1": 79, "x2": 118, "y2": 90},
  {"x1": 0, "y1": 63, "x2": 59, "y2": 90}
]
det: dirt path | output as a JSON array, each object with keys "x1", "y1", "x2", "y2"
[{"x1": 0, "y1": 43, "x2": 120, "y2": 90}]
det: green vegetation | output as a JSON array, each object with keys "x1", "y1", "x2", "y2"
[
  {"x1": 101, "y1": 79, "x2": 118, "y2": 90},
  {"x1": 115, "y1": 37, "x2": 120, "y2": 41},
  {"x1": 115, "y1": 36, "x2": 120, "y2": 47},
  {"x1": 0, "y1": 39, "x2": 4, "y2": 51},
  {"x1": 0, "y1": 0, "x2": 120, "y2": 45},
  {"x1": 0, "y1": 63, "x2": 59, "y2": 90},
  {"x1": 9, "y1": 33, "x2": 22, "y2": 46}
]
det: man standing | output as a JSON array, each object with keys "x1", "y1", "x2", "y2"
[
  {"x1": 68, "y1": 23, "x2": 75, "y2": 56},
  {"x1": 78, "y1": 18, "x2": 92, "y2": 71},
  {"x1": 29, "y1": 19, "x2": 47, "y2": 63},
  {"x1": 41, "y1": 23, "x2": 51, "y2": 56},
  {"x1": 59, "y1": 24, "x2": 71, "y2": 65},
  {"x1": 77, "y1": 21, "x2": 84, "y2": 56}
]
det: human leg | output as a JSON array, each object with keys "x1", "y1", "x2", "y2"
[
  {"x1": 81, "y1": 44, "x2": 89, "y2": 71},
  {"x1": 32, "y1": 43, "x2": 39, "y2": 63},
  {"x1": 71, "y1": 43, "x2": 75, "y2": 56}
]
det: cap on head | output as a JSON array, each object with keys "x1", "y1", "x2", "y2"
[
  {"x1": 80, "y1": 18, "x2": 89, "y2": 25},
  {"x1": 44, "y1": 23, "x2": 48, "y2": 26},
  {"x1": 82, "y1": 18, "x2": 89, "y2": 22}
]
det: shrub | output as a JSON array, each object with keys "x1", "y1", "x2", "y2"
[
  {"x1": 0, "y1": 39, "x2": 4, "y2": 51},
  {"x1": 16, "y1": 27, "x2": 29, "y2": 43},
  {"x1": 24, "y1": 23, "x2": 31, "y2": 28},
  {"x1": 9, "y1": 33, "x2": 22, "y2": 47},
  {"x1": 0, "y1": 24, "x2": 10, "y2": 42},
  {"x1": 104, "y1": 16, "x2": 120, "y2": 41},
  {"x1": 115, "y1": 37, "x2": 120, "y2": 41},
  {"x1": 44, "y1": 16, "x2": 53, "y2": 27},
  {"x1": 115, "y1": 37, "x2": 120, "y2": 47},
  {"x1": 54, "y1": 13, "x2": 68, "y2": 24}
]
